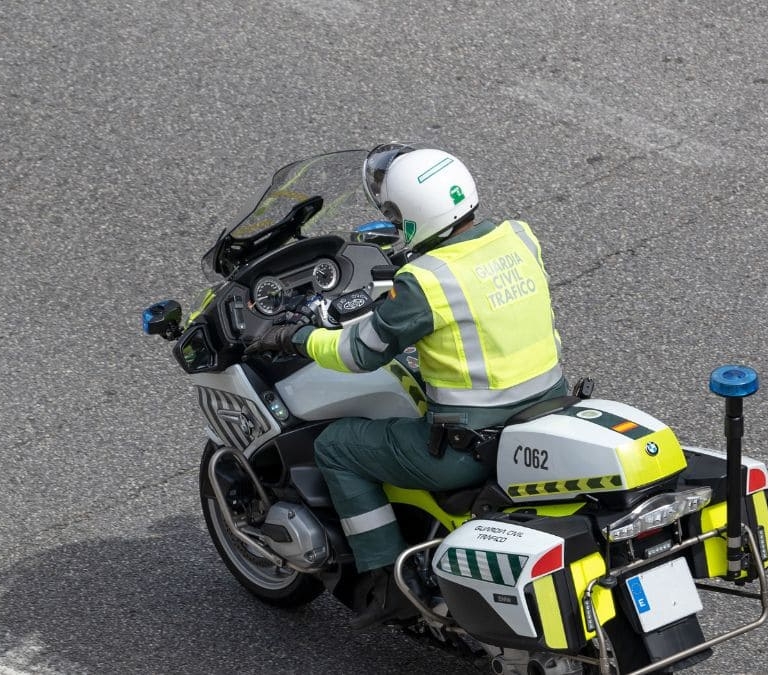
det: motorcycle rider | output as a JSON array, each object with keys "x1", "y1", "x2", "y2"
[{"x1": 247, "y1": 143, "x2": 568, "y2": 629}]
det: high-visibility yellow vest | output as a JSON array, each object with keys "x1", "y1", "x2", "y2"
[{"x1": 403, "y1": 220, "x2": 562, "y2": 406}]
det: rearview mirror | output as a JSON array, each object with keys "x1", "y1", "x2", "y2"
[
  {"x1": 351, "y1": 220, "x2": 401, "y2": 248},
  {"x1": 142, "y1": 300, "x2": 183, "y2": 340}
]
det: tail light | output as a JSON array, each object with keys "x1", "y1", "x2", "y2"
[{"x1": 603, "y1": 487, "x2": 712, "y2": 542}]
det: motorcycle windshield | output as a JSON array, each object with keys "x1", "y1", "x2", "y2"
[{"x1": 201, "y1": 150, "x2": 384, "y2": 281}]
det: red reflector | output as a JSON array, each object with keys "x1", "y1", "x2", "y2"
[
  {"x1": 530, "y1": 544, "x2": 564, "y2": 579},
  {"x1": 747, "y1": 467, "x2": 768, "y2": 495}
]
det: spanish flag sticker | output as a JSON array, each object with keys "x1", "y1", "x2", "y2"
[{"x1": 612, "y1": 421, "x2": 639, "y2": 434}]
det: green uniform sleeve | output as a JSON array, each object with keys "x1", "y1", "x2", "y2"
[{"x1": 297, "y1": 272, "x2": 433, "y2": 373}]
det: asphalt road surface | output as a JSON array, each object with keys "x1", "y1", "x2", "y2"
[{"x1": 2, "y1": 1, "x2": 768, "y2": 673}]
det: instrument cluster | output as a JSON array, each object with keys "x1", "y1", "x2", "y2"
[{"x1": 248, "y1": 257, "x2": 342, "y2": 316}]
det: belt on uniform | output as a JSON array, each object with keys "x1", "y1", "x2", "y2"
[{"x1": 427, "y1": 422, "x2": 501, "y2": 466}]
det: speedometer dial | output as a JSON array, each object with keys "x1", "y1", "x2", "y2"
[
  {"x1": 312, "y1": 258, "x2": 340, "y2": 292},
  {"x1": 250, "y1": 276, "x2": 285, "y2": 315}
]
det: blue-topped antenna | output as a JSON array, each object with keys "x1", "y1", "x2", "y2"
[
  {"x1": 709, "y1": 365, "x2": 760, "y2": 580},
  {"x1": 709, "y1": 365, "x2": 759, "y2": 398}
]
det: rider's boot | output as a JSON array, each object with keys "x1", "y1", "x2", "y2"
[{"x1": 350, "y1": 562, "x2": 425, "y2": 631}]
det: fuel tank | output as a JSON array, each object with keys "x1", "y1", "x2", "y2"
[
  {"x1": 275, "y1": 359, "x2": 427, "y2": 420},
  {"x1": 497, "y1": 399, "x2": 687, "y2": 502}
]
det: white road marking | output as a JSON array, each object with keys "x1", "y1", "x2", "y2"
[
  {"x1": 505, "y1": 79, "x2": 735, "y2": 168},
  {"x1": 0, "y1": 633, "x2": 67, "y2": 675}
]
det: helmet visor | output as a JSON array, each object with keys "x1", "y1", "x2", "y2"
[{"x1": 362, "y1": 143, "x2": 415, "y2": 209}]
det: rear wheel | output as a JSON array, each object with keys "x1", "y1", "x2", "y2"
[{"x1": 199, "y1": 442, "x2": 325, "y2": 607}]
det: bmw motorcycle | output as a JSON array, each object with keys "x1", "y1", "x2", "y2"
[{"x1": 143, "y1": 150, "x2": 768, "y2": 674}]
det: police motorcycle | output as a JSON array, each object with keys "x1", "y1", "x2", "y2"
[{"x1": 142, "y1": 150, "x2": 768, "y2": 674}]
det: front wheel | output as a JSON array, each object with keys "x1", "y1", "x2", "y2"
[{"x1": 199, "y1": 441, "x2": 325, "y2": 607}]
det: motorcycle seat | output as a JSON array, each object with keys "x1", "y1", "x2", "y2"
[{"x1": 505, "y1": 395, "x2": 581, "y2": 425}]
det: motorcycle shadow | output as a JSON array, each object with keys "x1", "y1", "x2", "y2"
[{"x1": 0, "y1": 515, "x2": 476, "y2": 675}]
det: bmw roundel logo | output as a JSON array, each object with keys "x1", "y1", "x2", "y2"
[{"x1": 645, "y1": 441, "x2": 660, "y2": 457}]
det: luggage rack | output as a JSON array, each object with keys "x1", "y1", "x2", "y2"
[{"x1": 582, "y1": 521, "x2": 768, "y2": 675}]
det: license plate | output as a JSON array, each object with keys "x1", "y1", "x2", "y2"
[{"x1": 625, "y1": 557, "x2": 703, "y2": 633}]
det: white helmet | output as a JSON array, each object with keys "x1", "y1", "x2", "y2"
[{"x1": 362, "y1": 143, "x2": 479, "y2": 251}]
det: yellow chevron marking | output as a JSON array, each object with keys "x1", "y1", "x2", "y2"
[
  {"x1": 384, "y1": 361, "x2": 428, "y2": 416},
  {"x1": 507, "y1": 474, "x2": 624, "y2": 498}
]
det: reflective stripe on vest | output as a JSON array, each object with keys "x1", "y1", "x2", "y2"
[{"x1": 403, "y1": 220, "x2": 561, "y2": 406}]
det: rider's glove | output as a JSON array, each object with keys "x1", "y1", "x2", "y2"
[
  {"x1": 281, "y1": 308, "x2": 314, "y2": 328},
  {"x1": 244, "y1": 323, "x2": 304, "y2": 356}
]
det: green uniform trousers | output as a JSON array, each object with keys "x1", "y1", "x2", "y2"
[
  {"x1": 314, "y1": 415, "x2": 490, "y2": 572},
  {"x1": 313, "y1": 379, "x2": 568, "y2": 572}
]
